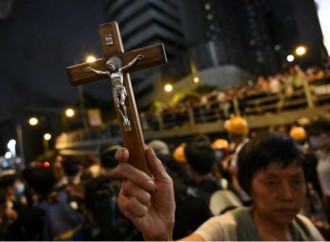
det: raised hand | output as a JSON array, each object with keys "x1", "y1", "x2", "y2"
[{"x1": 115, "y1": 148, "x2": 175, "y2": 241}]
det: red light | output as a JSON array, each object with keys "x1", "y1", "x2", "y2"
[
  {"x1": 35, "y1": 161, "x2": 43, "y2": 166},
  {"x1": 44, "y1": 162, "x2": 50, "y2": 168}
]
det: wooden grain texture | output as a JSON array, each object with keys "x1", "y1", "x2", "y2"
[
  {"x1": 66, "y1": 21, "x2": 168, "y2": 176},
  {"x1": 67, "y1": 43, "x2": 167, "y2": 86}
]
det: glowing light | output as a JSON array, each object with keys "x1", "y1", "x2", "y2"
[
  {"x1": 194, "y1": 77, "x2": 200, "y2": 83},
  {"x1": 44, "y1": 133, "x2": 51, "y2": 141},
  {"x1": 7, "y1": 139, "x2": 16, "y2": 150},
  {"x1": 29, "y1": 117, "x2": 39, "y2": 126},
  {"x1": 164, "y1": 84, "x2": 173, "y2": 93},
  {"x1": 43, "y1": 161, "x2": 50, "y2": 167},
  {"x1": 315, "y1": 0, "x2": 330, "y2": 56},
  {"x1": 65, "y1": 108, "x2": 75, "y2": 118},
  {"x1": 2, "y1": 161, "x2": 9, "y2": 168},
  {"x1": 5, "y1": 152, "x2": 11, "y2": 159},
  {"x1": 7, "y1": 139, "x2": 16, "y2": 157},
  {"x1": 86, "y1": 55, "x2": 97, "y2": 63},
  {"x1": 287, "y1": 55, "x2": 295, "y2": 62},
  {"x1": 295, "y1": 46, "x2": 307, "y2": 56}
]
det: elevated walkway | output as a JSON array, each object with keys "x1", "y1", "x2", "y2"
[{"x1": 55, "y1": 76, "x2": 330, "y2": 155}]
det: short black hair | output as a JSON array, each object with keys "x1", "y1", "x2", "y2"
[
  {"x1": 62, "y1": 157, "x2": 82, "y2": 176},
  {"x1": 23, "y1": 166, "x2": 56, "y2": 196},
  {"x1": 99, "y1": 145, "x2": 120, "y2": 168},
  {"x1": 237, "y1": 132, "x2": 305, "y2": 195},
  {"x1": 0, "y1": 173, "x2": 18, "y2": 189},
  {"x1": 306, "y1": 120, "x2": 330, "y2": 136},
  {"x1": 184, "y1": 135, "x2": 215, "y2": 175}
]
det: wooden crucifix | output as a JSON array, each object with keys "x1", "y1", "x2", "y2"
[{"x1": 67, "y1": 22, "x2": 167, "y2": 175}]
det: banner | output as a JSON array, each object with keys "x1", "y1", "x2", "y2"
[{"x1": 87, "y1": 109, "x2": 103, "y2": 127}]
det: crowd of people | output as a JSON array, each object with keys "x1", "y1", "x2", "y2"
[
  {"x1": 147, "y1": 65, "x2": 330, "y2": 124},
  {"x1": 116, "y1": 115, "x2": 330, "y2": 241},
  {"x1": 1, "y1": 113, "x2": 330, "y2": 240}
]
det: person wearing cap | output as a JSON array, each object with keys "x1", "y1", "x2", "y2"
[
  {"x1": 290, "y1": 126, "x2": 309, "y2": 153},
  {"x1": 170, "y1": 143, "x2": 194, "y2": 186},
  {"x1": 224, "y1": 116, "x2": 251, "y2": 204},
  {"x1": 173, "y1": 144, "x2": 187, "y2": 164},
  {"x1": 211, "y1": 139, "x2": 233, "y2": 190},
  {"x1": 212, "y1": 139, "x2": 229, "y2": 178},
  {"x1": 224, "y1": 116, "x2": 250, "y2": 162},
  {"x1": 115, "y1": 132, "x2": 325, "y2": 241}
]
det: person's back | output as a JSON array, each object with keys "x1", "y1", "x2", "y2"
[
  {"x1": 85, "y1": 145, "x2": 140, "y2": 240},
  {"x1": 36, "y1": 194, "x2": 86, "y2": 241},
  {"x1": 85, "y1": 174, "x2": 139, "y2": 240},
  {"x1": 184, "y1": 135, "x2": 229, "y2": 204},
  {"x1": 24, "y1": 166, "x2": 88, "y2": 241}
]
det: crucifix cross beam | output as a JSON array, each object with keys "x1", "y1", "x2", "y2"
[{"x1": 67, "y1": 22, "x2": 167, "y2": 175}]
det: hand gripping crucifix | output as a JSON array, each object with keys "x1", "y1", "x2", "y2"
[{"x1": 67, "y1": 22, "x2": 167, "y2": 175}]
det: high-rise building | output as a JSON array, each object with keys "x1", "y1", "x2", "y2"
[
  {"x1": 102, "y1": 0, "x2": 186, "y2": 59},
  {"x1": 101, "y1": 0, "x2": 187, "y2": 99},
  {"x1": 237, "y1": 0, "x2": 326, "y2": 73},
  {"x1": 101, "y1": 0, "x2": 257, "y2": 102},
  {"x1": 101, "y1": 0, "x2": 326, "y2": 104}
]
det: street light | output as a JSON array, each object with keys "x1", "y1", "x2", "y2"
[
  {"x1": 44, "y1": 133, "x2": 51, "y2": 141},
  {"x1": 28, "y1": 117, "x2": 39, "y2": 126},
  {"x1": 194, "y1": 77, "x2": 200, "y2": 83},
  {"x1": 5, "y1": 152, "x2": 11, "y2": 159},
  {"x1": 287, "y1": 54, "x2": 295, "y2": 62},
  {"x1": 43, "y1": 133, "x2": 51, "y2": 153},
  {"x1": 295, "y1": 45, "x2": 307, "y2": 56},
  {"x1": 65, "y1": 108, "x2": 75, "y2": 118},
  {"x1": 164, "y1": 84, "x2": 173, "y2": 93}
]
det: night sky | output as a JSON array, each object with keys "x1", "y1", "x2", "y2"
[{"x1": 0, "y1": 0, "x2": 113, "y2": 122}]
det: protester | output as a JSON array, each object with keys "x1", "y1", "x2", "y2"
[
  {"x1": 84, "y1": 145, "x2": 140, "y2": 241},
  {"x1": 184, "y1": 135, "x2": 223, "y2": 202},
  {"x1": 224, "y1": 116, "x2": 251, "y2": 204},
  {"x1": 307, "y1": 120, "x2": 330, "y2": 222},
  {"x1": 116, "y1": 132, "x2": 324, "y2": 241},
  {"x1": 23, "y1": 166, "x2": 88, "y2": 240}
]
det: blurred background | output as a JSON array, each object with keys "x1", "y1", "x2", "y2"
[
  {"x1": 0, "y1": 0, "x2": 329, "y2": 172},
  {"x1": 0, "y1": 0, "x2": 330, "y2": 240}
]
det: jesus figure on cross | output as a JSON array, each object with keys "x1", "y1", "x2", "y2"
[{"x1": 85, "y1": 54, "x2": 144, "y2": 129}]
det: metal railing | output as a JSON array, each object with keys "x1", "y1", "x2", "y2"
[{"x1": 56, "y1": 76, "x2": 330, "y2": 149}]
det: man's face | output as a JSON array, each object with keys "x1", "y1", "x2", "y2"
[{"x1": 251, "y1": 162, "x2": 306, "y2": 225}]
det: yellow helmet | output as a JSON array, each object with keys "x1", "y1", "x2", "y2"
[
  {"x1": 212, "y1": 139, "x2": 229, "y2": 151},
  {"x1": 224, "y1": 116, "x2": 249, "y2": 135},
  {"x1": 173, "y1": 144, "x2": 187, "y2": 163},
  {"x1": 290, "y1": 126, "x2": 307, "y2": 141}
]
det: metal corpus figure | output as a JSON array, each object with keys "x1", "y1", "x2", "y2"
[{"x1": 85, "y1": 54, "x2": 144, "y2": 130}]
